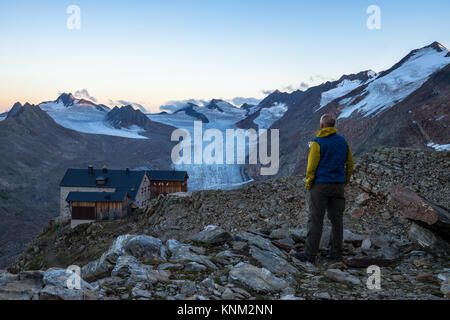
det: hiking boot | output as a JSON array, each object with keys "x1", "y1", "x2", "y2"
[{"x1": 293, "y1": 253, "x2": 316, "y2": 264}]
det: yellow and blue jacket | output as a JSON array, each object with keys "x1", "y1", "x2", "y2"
[{"x1": 305, "y1": 127, "x2": 354, "y2": 189}]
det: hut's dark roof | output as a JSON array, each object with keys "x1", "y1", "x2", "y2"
[
  {"x1": 66, "y1": 191, "x2": 128, "y2": 203},
  {"x1": 148, "y1": 170, "x2": 188, "y2": 181},
  {"x1": 60, "y1": 168, "x2": 147, "y2": 201}
]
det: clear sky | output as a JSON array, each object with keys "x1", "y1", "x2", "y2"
[{"x1": 0, "y1": 0, "x2": 449, "y2": 112}]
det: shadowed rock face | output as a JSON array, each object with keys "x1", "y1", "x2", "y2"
[
  {"x1": 106, "y1": 105, "x2": 176, "y2": 135},
  {"x1": 174, "y1": 103, "x2": 209, "y2": 123}
]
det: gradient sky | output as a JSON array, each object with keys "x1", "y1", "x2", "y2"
[{"x1": 1, "y1": 0, "x2": 449, "y2": 113}]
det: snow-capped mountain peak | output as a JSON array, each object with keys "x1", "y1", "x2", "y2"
[
  {"x1": 55, "y1": 93, "x2": 76, "y2": 107},
  {"x1": 338, "y1": 41, "x2": 450, "y2": 118}
]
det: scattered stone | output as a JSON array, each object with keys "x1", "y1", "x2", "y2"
[
  {"x1": 350, "y1": 208, "x2": 364, "y2": 219},
  {"x1": 191, "y1": 225, "x2": 232, "y2": 245},
  {"x1": 180, "y1": 280, "x2": 198, "y2": 296},
  {"x1": 361, "y1": 239, "x2": 372, "y2": 250},
  {"x1": 157, "y1": 263, "x2": 184, "y2": 271},
  {"x1": 325, "y1": 269, "x2": 361, "y2": 286},
  {"x1": 441, "y1": 280, "x2": 450, "y2": 299},
  {"x1": 184, "y1": 262, "x2": 207, "y2": 272},
  {"x1": 281, "y1": 294, "x2": 305, "y2": 300},
  {"x1": 232, "y1": 241, "x2": 247, "y2": 251},
  {"x1": 272, "y1": 238, "x2": 295, "y2": 250},
  {"x1": 234, "y1": 232, "x2": 287, "y2": 259},
  {"x1": 313, "y1": 292, "x2": 331, "y2": 299},
  {"x1": 249, "y1": 246, "x2": 298, "y2": 275},
  {"x1": 229, "y1": 263, "x2": 288, "y2": 293},
  {"x1": 221, "y1": 288, "x2": 235, "y2": 300},
  {"x1": 413, "y1": 260, "x2": 432, "y2": 267},
  {"x1": 344, "y1": 256, "x2": 396, "y2": 268},
  {"x1": 355, "y1": 192, "x2": 371, "y2": 206},
  {"x1": 289, "y1": 229, "x2": 306, "y2": 242},
  {"x1": 408, "y1": 223, "x2": 444, "y2": 250},
  {"x1": 269, "y1": 228, "x2": 290, "y2": 240},
  {"x1": 123, "y1": 235, "x2": 167, "y2": 264},
  {"x1": 416, "y1": 273, "x2": 439, "y2": 284},
  {"x1": 169, "y1": 244, "x2": 216, "y2": 269}
]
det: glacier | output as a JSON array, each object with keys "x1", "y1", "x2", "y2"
[
  {"x1": 39, "y1": 101, "x2": 148, "y2": 139},
  {"x1": 148, "y1": 106, "x2": 253, "y2": 191},
  {"x1": 253, "y1": 103, "x2": 288, "y2": 129}
]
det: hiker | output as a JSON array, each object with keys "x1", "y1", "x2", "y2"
[{"x1": 294, "y1": 113, "x2": 354, "y2": 263}]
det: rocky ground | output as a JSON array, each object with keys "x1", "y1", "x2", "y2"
[{"x1": 1, "y1": 147, "x2": 449, "y2": 300}]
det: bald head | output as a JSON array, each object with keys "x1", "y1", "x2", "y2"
[{"x1": 320, "y1": 113, "x2": 336, "y2": 128}]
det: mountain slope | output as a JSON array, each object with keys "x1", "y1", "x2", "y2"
[
  {"x1": 0, "y1": 103, "x2": 176, "y2": 268},
  {"x1": 238, "y1": 42, "x2": 450, "y2": 179}
]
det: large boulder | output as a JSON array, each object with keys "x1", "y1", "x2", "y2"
[
  {"x1": 234, "y1": 232, "x2": 287, "y2": 258},
  {"x1": 229, "y1": 262, "x2": 288, "y2": 293},
  {"x1": 0, "y1": 271, "x2": 44, "y2": 300},
  {"x1": 111, "y1": 255, "x2": 170, "y2": 284},
  {"x1": 190, "y1": 225, "x2": 232, "y2": 245},
  {"x1": 169, "y1": 243, "x2": 216, "y2": 269},
  {"x1": 81, "y1": 235, "x2": 132, "y2": 282},
  {"x1": 123, "y1": 235, "x2": 167, "y2": 264},
  {"x1": 408, "y1": 223, "x2": 446, "y2": 251},
  {"x1": 249, "y1": 246, "x2": 298, "y2": 275},
  {"x1": 39, "y1": 268, "x2": 98, "y2": 300}
]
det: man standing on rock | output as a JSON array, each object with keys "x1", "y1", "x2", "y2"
[{"x1": 294, "y1": 113, "x2": 354, "y2": 264}]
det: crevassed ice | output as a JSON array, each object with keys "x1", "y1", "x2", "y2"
[
  {"x1": 427, "y1": 142, "x2": 450, "y2": 151},
  {"x1": 149, "y1": 110, "x2": 253, "y2": 191},
  {"x1": 253, "y1": 103, "x2": 288, "y2": 129},
  {"x1": 40, "y1": 102, "x2": 148, "y2": 139},
  {"x1": 338, "y1": 48, "x2": 450, "y2": 119},
  {"x1": 317, "y1": 79, "x2": 362, "y2": 110}
]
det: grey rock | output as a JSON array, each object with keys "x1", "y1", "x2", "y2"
[
  {"x1": 355, "y1": 192, "x2": 371, "y2": 206},
  {"x1": 169, "y1": 244, "x2": 217, "y2": 269},
  {"x1": 157, "y1": 263, "x2": 184, "y2": 271},
  {"x1": 234, "y1": 232, "x2": 287, "y2": 259},
  {"x1": 249, "y1": 246, "x2": 298, "y2": 275},
  {"x1": 124, "y1": 235, "x2": 167, "y2": 264},
  {"x1": 281, "y1": 294, "x2": 305, "y2": 300},
  {"x1": 40, "y1": 268, "x2": 97, "y2": 300},
  {"x1": 325, "y1": 269, "x2": 361, "y2": 286},
  {"x1": 81, "y1": 235, "x2": 132, "y2": 282},
  {"x1": 269, "y1": 228, "x2": 290, "y2": 240},
  {"x1": 289, "y1": 228, "x2": 306, "y2": 242},
  {"x1": 184, "y1": 262, "x2": 207, "y2": 272},
  {"x1": 229, "y1": 262, "x2": 288, "y2": 293},
  {"x1": 441, "y1": 280, "x2": 450, "y2": 299},
  {"x1": 361, "y1": 239, "x2": 372, "y2": 250},
  {"x1": 0, "y1": 271, "x2": 44, "y2": 300},
  {"x1": 232, "y1": 241, "x2": 248, "y2": 251},
  {"x1": 191, "y1": 225, "x2": 232, "y2": 245},
  {"x1": 131, "y1": 286, "x2": 152, "y2": 299},
  {"x1": 221, "y1": 288, "x2": 235, "y2": 299},
  {"x1": 313, "y1": 292, "x2": 331, "y2": 299},
  {"x1": 180, "y1": 280, "x2": 198, "y2": 296},
  {"x1": 408, "y1": 223, "x2": 443, "y2": 250}
]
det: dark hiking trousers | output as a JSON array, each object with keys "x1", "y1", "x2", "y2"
[{"x1": 305, "y1": 182, "x2": 345, "y2": 258}]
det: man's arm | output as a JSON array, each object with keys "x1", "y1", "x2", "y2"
[
  {"x1": 345, "y1": 144, "x2": 354, "y2": 185},
  {"x1": 306, "y1": 141, "x2": 320, "y2": 189}
]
